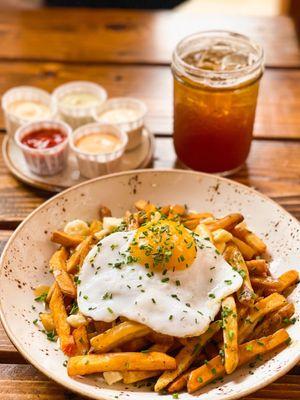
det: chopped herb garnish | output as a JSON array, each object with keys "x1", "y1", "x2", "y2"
[
  {"x1": 34, "y1": 292, "x2": 47, "y2": 302},
  {"x1": 107, "y1": 307, "x2": 114, "y2": 314},
  {"x1": 46, "y1": 330, "x2": 57, "y2": 342},
  {"x1": 102, "y1": 292, "x2": 113, "y2": 300},
  {"x1": 74, "y1": 276, "x2": 81, "y2": 286},
  {"x1": 228, "y1": 330, "x2": 235, "y2": 340},
  {"x1": 69, "y1": 302, "x2": 79, "y2": 315}
]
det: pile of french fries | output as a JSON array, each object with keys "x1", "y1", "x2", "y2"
[{"x1": 33, "y1": 200, "x2": 299, "y2": 394}]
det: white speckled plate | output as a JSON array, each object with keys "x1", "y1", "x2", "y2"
[
  {"x1": 2, "y1": 128, "x2": 154, "y2": 192},
  {"x1": 0, "y1": 169, "x2": 299, "y2": 400}
]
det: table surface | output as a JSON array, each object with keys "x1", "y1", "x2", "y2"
[{"x1": 0, "y1": 7, "x2": 299, "y2": 400}]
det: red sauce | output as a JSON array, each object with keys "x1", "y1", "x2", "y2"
[{"x1": 21, "y1": 129, "x2": 67, "y2": 150}]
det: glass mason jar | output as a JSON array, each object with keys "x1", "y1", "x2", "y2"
[{"x1": 172, "y1": 31, "x2": 264, "y2": 175}]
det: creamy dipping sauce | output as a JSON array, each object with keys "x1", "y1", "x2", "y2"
[
  {"x1": 60, "y1": 92, "x2": 101, "y2": 108},
  {"x1": 97, "y1": 108, "x2": 140, "y2": 124},
  {"x1": 75, "y1": 132, "x2": 122, "y2": 154},
  {"x1": 8, "y1": 101, "x2": 51, "y2": 121}
]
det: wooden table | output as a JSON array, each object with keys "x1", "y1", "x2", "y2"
[{"x1": 0, "y1": 7, "x2": 299, "y2": 399}]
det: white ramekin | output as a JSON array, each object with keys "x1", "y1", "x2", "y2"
[
  {"x1": 1, "y1": 86, "x2": 55, "y2": 138},
  {"x1": 15, "y1": 120, "x2": 71, "y2": 176},
  {"x1": 93, "y1": 97, "x2": 147, "y2": 150},
  {"x1": 52, "y1": 81, "x2": 107, "y2": 129},
  {"x1": 70, "y1": 122, "x2": 128, "y2": 179}
]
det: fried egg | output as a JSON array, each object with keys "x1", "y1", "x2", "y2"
[{"x1": 78, "y1": 218, "x2": 242, "y2": 337}]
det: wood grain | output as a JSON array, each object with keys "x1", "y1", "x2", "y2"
[
  {"x1": 0, "y1": 363, "x2": 298, "y2": 399},
  {"x1": 0, "y1": 63, "x2": 300, "y2": 139},
  {"x1": 0, "y1": 10, "x2": 299, "y2": 67},
  {"x1": 0, "y1": 136, "x2": 299, "y2": 224}
]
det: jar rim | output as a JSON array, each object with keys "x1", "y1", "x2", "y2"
[{"x1": 172, "y1": 30, "x2": 264, "y2": 84}]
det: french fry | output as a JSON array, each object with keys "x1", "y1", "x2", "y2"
[
  {"x1": 184, "y1": 212, "x2": 213, "y2": 221},
  {"x1": 122, "y1": 342, "x2": 172, "y2": 384},
  {"x1": 99, "y1": 205, "x2": 112, "y2": 220},
  {"x1": 134, "y1": 199, "x2": 148, "y2": 211},
  {"x1": 222, "y1": 296, "x2": 238, "y2": 374},
  {"x1": 224, "y1": 244, "x2": 256, "y2": 306},
  {"x1": 231, "y1": 237, "x2": 256, "y2": 260},
  {"x1": 49, "y1": 247, "x2": 68, "y2": 271},
  {"x1": 187, "y1": 329, "x2": 290, "y2": 393},
  {"x1": 246, "y1": 260, "x2": 269, "y2": 277},
  {"x1": 278, "y1": 270, "x2": 299, "y2": 293},
  {"x1": 154, "y1": 321, "x2": 220, "y2": 392},
  {"x1": 67, "y1": 351, "x2": 176, "y2": 376},
  {"x1": 238, "y1": 293, "x2": 287, "y2": 343},
  {"x1": 212, "y1": 229, "x2": 232, "y2": 243},
  {"x1": 51, "y1": 231, "x2": 84, "y2": 247},
  {"x1": 171, "y1": 204, "x2": 186, "y2": 216},
  {"x1": 232, "y1": 223, "x2": 266, "y2": 255},
  {"x1": 250, "y1": 276, "x2": 282, "y2": 293},
  {"x1": 53, "y1": 269, "x2": 77, "y2": 297},
  {"x1": 250, "y1": 303, "x2": 295, "y2": 340},
  {"x1": 168, "y1": 354, "x2": 207, "y2": 393},
  {"x1": 207, "y1": 214, "x2": 244, "y2": 232},
  {"x1": 183, "y1": 219, "x2": 201, "y2": 230},
  {"x1": 50, "y1": 248, "x2": 76, "y2": 297},
  {"x1": 40, "y1": 312, "x2": 55, "y2": 332},
  {"x1": 89, "y1": 220, "x2": 103, "y2": 234},
  {"x1": 194, "y1": 223, "x2": 213, "y2": 242},
  {"x1": 90, "y1": 321, "x2": 151, "y2": 353},
  {"x1": 168, "y1": 370, "x2": 190, "y2": 393},
  {"x1": 46, "y1": 282, "x2": 56, "y2": 303},
  {"x1": 73, "y1": 325, "x2": 90, "y2": 356},
  {"x1": 49, "y1": 283, "x2": 76, "y2": 356},
  {"x1": 214, "y1": 241, "x2": 226, "y2": 254},
  {"x1": 66, "y1": 235, "x2": 93, "y2": 273}
]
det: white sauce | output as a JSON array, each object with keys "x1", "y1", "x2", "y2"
[
  {"x1": 60, "y1": 92, "x2": 101, "y2": 108},
  {"x1": 8, "y1": 101, "x2": 51, "y2": 121},
  {"x1": 97, "y1": 108, "x2": 140, "y2": 124}
]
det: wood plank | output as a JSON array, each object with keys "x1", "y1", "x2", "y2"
[
  {"x1": 0, "y1": 136, "x2": 299, "y2": 223},
  {"x1": 0, "y1": 364, "x2": 298, "y2": 399},
  {"x1": 0, "y1": 10, "x2": 299, "y2": 67},
  {"x1": 155, "y1": 138, "x2": 300, "y2": 215},
  {"x1": 0, "y1": 63, "x2": 300, "y2": 139}
]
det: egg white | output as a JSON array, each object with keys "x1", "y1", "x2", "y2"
[{"x1": 77, "y1": 230, "x2": 242, "y2": 337}]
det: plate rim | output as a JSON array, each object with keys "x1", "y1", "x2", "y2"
[
  {"x1": 0, "y1": 168, "x2": 299, "y2": 400},
  {"x1": 2, "y1": 129, "x2": 155, "y2": 193}
]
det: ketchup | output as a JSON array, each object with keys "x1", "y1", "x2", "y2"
[{"x1": 21, "y1": 128, "x2": 66, "y2": 150}]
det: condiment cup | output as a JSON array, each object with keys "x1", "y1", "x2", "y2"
[
  {"x1": 15, "y1": 120, "x2": 71, "y2": 176},
  {"x1": 1, "y1": 86, "x2": 55, "y2": 138},
  {"x1": 70, "y1": 122, "x2": 128, "y2": 179},
  {"x1": 93, "y1": 97, "x2": 147, "y2": 150},
  {"x1": 52, "y1": 81, "x2": 107, "y2": 129}
]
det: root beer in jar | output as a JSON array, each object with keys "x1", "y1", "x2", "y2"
[{"x1": 172, "y1": 31, "x2": 264, "y2": 175}]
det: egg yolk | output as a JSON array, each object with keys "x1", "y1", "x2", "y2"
[{"x1": 129, "y1": 218, "x2": 197, "y2": 271}]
